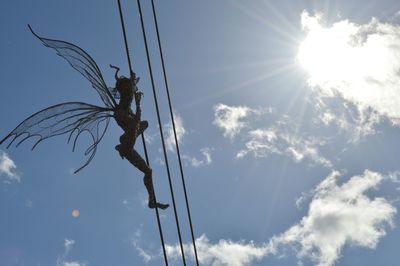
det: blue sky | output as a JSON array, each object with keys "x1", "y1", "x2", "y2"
[{"x1": 1, "y1": 0, "x2": 400, "y2": 265}]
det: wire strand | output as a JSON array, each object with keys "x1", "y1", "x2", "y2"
[
  {"x1": 150, "y1": 1, "x2": 200, "y2": 264},
  {"x1": 116, "y1": 1, "x2": 168, "y2": 265},
  {"x1": 117, "y1": 0, "x2": 133, "y2": 72},
  {"x1": 136, "y1": 0, "x2": 187, "y2": 264}
]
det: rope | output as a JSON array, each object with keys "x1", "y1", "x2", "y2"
[
  {"x1": 150, "y1": 1, "x2": 200, "y2": 264},
  {"x1": 116, "y1": 1, "x2": 169, "y2": 265},
  {"x1": 136, "y1": 0, "x2": 187, "y2": 264}
]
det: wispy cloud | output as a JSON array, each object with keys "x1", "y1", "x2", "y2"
[
  {"x1": 131, "y1": 225, "x2": 156, "y2": 264},
  {"x1": 213, "y1": 103, "x2": 331, "y2": 167},
  {"x1": 162, "y1": 111, "x2": 213, "y2": 168},
  {"x1": 182, "y1": 147, "x2": 213, "y2": 168},
  {"x1": 167, "y1": 170, "x2": 396, "y2": 266},
  {"x1": 0, "y1": 150, "x2": 20, "y2": 183},
  {"x1": 313, "y1": 93, "x2": 383, "y2": 143},
  {"x1": 166, "y1": 234, "x2": 269, "y2": 266},
  {"x1": 201, "y1": 147, "x2": 213, "y2": 165},
  {"x1": 165, "y1": 112, "x2": 186, "y2": 152},
  {"x1": 56, "y1": 239, "x2": 87, "y2": 266},
  {"x1": 300, "y1": 11, "x2": 400, "y2": 132},
  {"x1": 213, "y1": 104, "x2": 252, "y2": 140},
  {"x1": 64, "y1": 239, "x2": 75, "y2": 253},
  {"x1": 62, "y1": 263, "x2": 86, "y2": 266},
  {"x1": 213, "y1": 104, "x2": 272, "y2": 140},
  {"x1": 25, "y1": 199, "x2": 33, "y2": 208},
  {"x1": 237, "y1": 127, "x2": 332, "y2": 168},
  {"x1": 212, "y1": 103, "x2": 331, "y2": 167}
]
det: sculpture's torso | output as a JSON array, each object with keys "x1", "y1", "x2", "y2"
[{"x1": 113, "y1": 77, "x2": 140, "y2": 149}]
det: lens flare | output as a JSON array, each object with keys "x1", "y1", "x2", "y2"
[{"x1": 72, "y1": 209, "x2": 80, "y2": 218}]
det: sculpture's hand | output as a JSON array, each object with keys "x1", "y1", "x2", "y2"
[
  {"x1": 130, "y1": 71, "x2": 140, "y2": 85},
  {"x1": 110, "y1": 64, "x2": 120, "y2": 80},
  {"x1": 135, "y1": 91, "x2": 143, "y2": 103}
]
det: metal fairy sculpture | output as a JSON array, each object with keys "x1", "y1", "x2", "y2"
[{"x1": 0, "y1": 25, "x2": 169, "y2": 210}]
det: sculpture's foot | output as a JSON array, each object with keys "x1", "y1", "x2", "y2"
[
  {"x1": 115, "y1": 144, "x2": 125, "y2": 159},
  {"x1": 148, "y1": 196, "x2": 169, "y2": 210},
  {"x1": 157, "y1": 202, "x2": 170, "y2": 210},
  {"x1": 149, "y1": 202, "x2": 169, "y2": 210}
]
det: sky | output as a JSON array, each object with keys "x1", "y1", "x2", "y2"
[{"x1": 1, "y1": 0, "x2": 400, "y2": 265}]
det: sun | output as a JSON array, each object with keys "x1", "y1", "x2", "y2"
[
  {"x1": 298, "y1": 28, "x2": 345, "y2": 81},
  {"x1": 296, "y1": 12, "x2": 393, "y2": 108},
  {"x1": 296, "y1": 12, "x2": 371, "y2": 88},
  {"x1": 297, "y1": 25, "x2": 359, "y2": 86}
]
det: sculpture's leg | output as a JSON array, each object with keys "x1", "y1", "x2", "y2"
[{"x1": 122, "y1": 148, "x2": 169, "y2": 210}]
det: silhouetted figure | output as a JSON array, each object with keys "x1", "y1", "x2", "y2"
[
  {"x1": 0, "y1": 25, "x2": 168, "y2": 210},
  {"x1": 111, "y1": 66, "x2": 169, "y2": 209}
]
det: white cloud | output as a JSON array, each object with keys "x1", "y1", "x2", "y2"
[
  {"x1": 201, "y1": 147, "x2": 212, "y2": 165},
  {"x1": 313, "y1": 96, "x2": 382, "y2": 143},
  {"x1": 388, "y1": 171, "x2": 400, "y2": 183},
  {"x1": 213, "y1": 103, "x2": 250, "y2": 139},
  {"x1": 299, "y1": 11, "x2": 400, "y2": 125},
  {"x1": 0, "y1": 150, "x2": 20, "y2": 183},
  {"x1": 212, "y1": 103, "x2": 331, "y2": 167},
  {"x1": 167, "y1": 170, "x2": 396, "y2": 266},
  {"x1": 131, "y1": 225, "x2": 156, "y2": 264},
  {"x1": 165, "y1": 112, "x2": 186, "y2": 152},
  {"x1": 237, "y1": 127, "x2": 332, "y2": 168},
  {"x1": 57, "y1": 239, "x2": 87, "y2": 266},
  {"x1": 63, "y1": 262, "x2": 87, "y2": 266},
  {"x1": 25, "y1": 199, "x2": 33, "y2": 208},
  {"x1": 64, "y1": 239, "x2": 75, "y2": 252},
  {"x1": 166, "y1": 234, "x2": 270, "y2": 266},
  {"x1": 213, "y1": 104, "x2": 271, "y2": 140},
  {"x1": 182, "y1": 147, "x2": 213, "y2": 168},
  {"x1": 134, "y1": 245, "x2": 152, "y2": 264},
  {"x1": 269, "y1": 170, "x2": 396, "y2": 266},
  {"x1": 137, "y1": 192, "x2": 149, "y2": 208},
  {"x1": 182, "y1": 155, "x2": 205, "y2": 168},
  {"x1": 144, "y1": 132, "x2": 156, "y2": 145},
  {"x1": 163, "y1": 111, "x2": 213, "y2": 168}
]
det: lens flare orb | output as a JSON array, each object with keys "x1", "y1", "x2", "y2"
[{"x1": 72, "y1": 209, "x2": 80, "y2": 218}]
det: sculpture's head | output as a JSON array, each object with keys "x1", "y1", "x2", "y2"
[{"x1": 116, "y1": 76, "x2": 134, "y2": 101}]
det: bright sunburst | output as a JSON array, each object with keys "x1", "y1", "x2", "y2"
[
  {"x1": 297, "y1": 12, "x2": 389, "y2": 86},
  {"x1": 297, "y1": 12, "x2": 365, "y2": 85},
  {"x1": 298, "y1": 25, "x2": 354, "y2": 84},
  {"x1": 296, "y1": 11, "x2": 400, "y2": 118}
]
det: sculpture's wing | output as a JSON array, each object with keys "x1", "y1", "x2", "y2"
[
  {"x1": 0, "y1": 102, "x2": 113, "y2": 173},
  {"x1": 28, "y1": 25, "x2": 117, "y2": 108}
]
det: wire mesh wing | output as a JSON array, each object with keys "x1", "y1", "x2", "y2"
[
  {"x1": 28, "y1": 25, "x2": 117, "y2": 108},
  {"x1": 0, "y1": 102, "x2": 113, "y2": 173}
]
